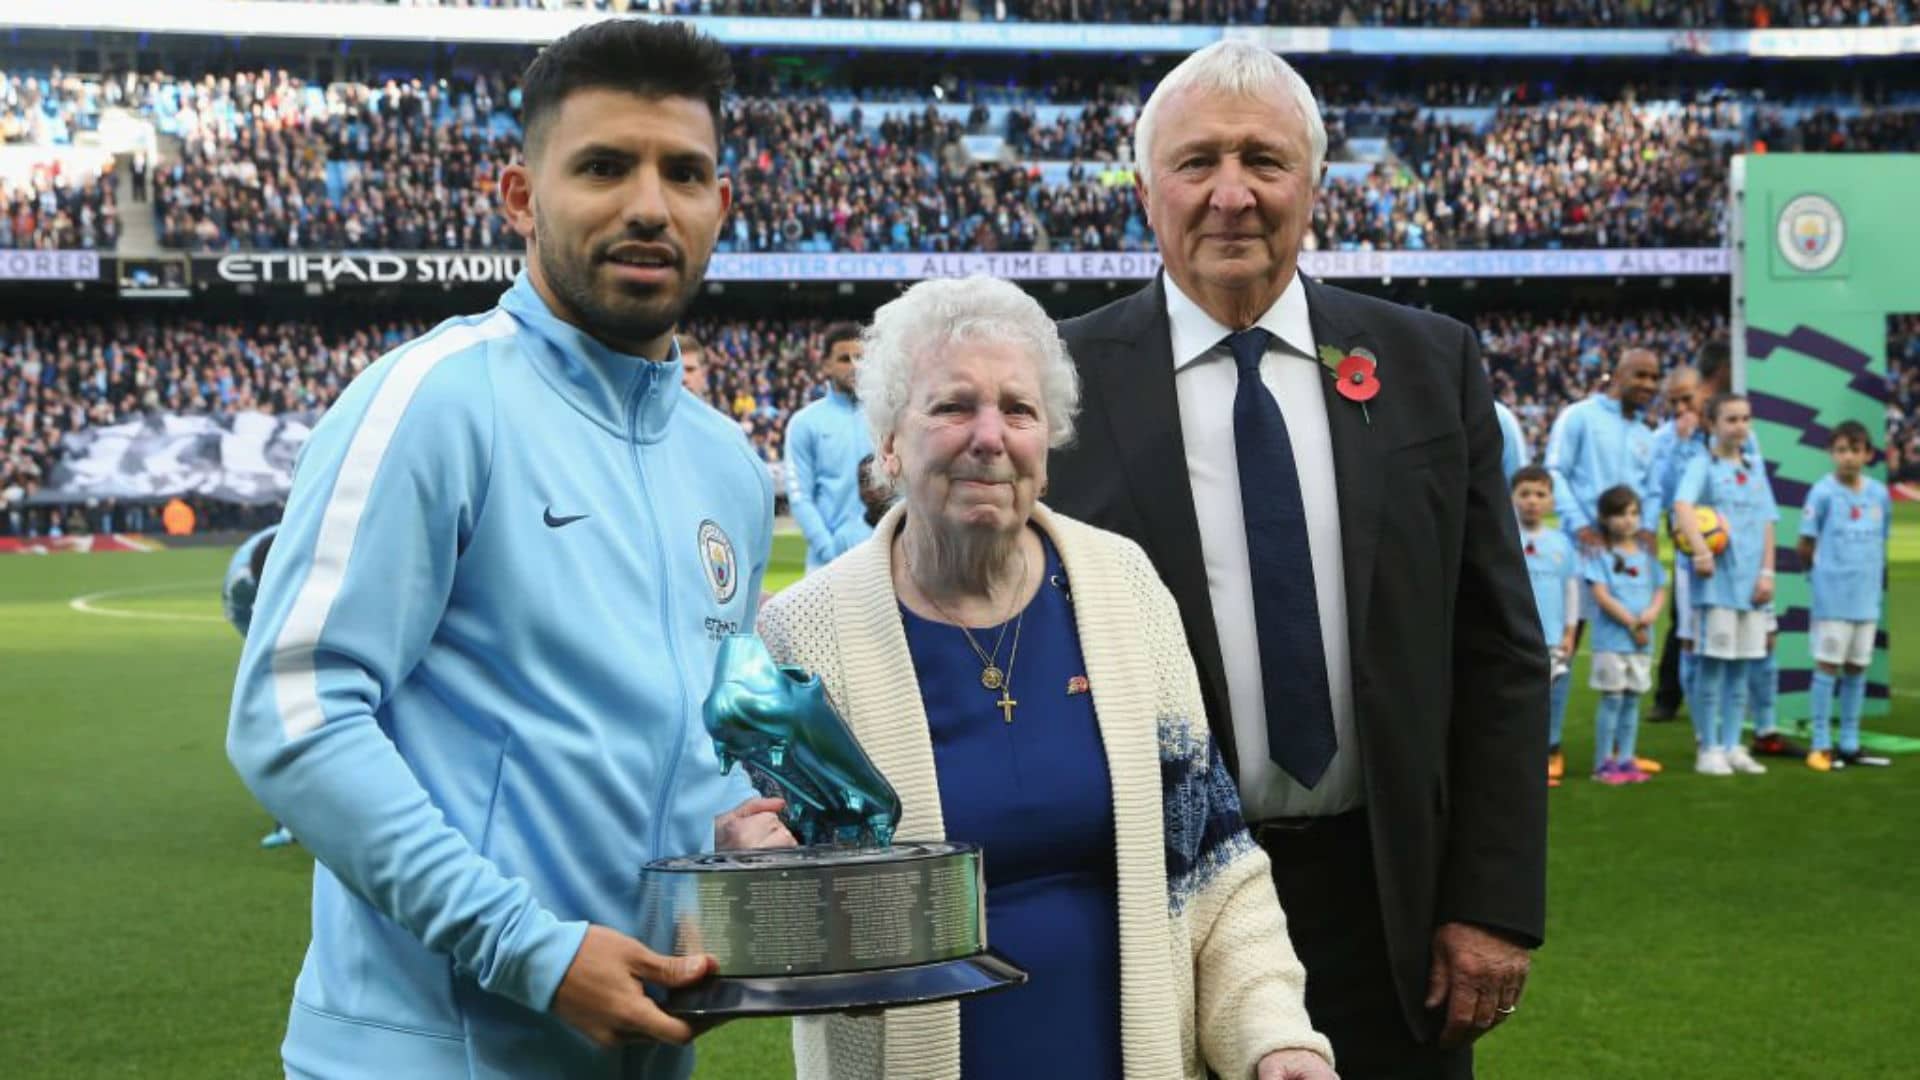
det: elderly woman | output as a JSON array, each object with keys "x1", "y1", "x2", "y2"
[{"x1": 758, "y1": 276, "x2": 1335, "y2": 1080}]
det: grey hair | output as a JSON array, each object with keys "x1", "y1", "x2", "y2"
[
  {"x1": 1133, "y1": 41, "x2": 1327, "y2": 188},
  {"x1": 857, "y1": 275, "x2": 1081, "y2": 483}
]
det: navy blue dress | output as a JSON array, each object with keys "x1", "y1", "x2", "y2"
[{"x1": 899, "y1": 532, "x2": 1123, "y2": 1079}]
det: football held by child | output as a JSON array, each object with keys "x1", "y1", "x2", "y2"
[{"x1": 1674, "y1": 393, "x2": 1779, "y2": 777}]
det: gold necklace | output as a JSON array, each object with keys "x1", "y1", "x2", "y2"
[{"x1": 909, "y1": 545, "x2": 1030, "y2": 715}]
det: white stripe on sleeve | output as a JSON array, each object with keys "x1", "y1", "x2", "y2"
[{"x1": 271, "y1": 311, "x2": 515, "y2": 741}]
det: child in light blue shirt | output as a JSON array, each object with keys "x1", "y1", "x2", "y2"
[
  {"x1": 1583, "y1": 485, "x2": 1666, "y2": 785},
  {"x1": 1514, "y1": 466, "x2": 1579, "y2": 786},
  {"x1": 1796, "y1": 420, "x2": 1893, "y2": 771},
  {"x1": 1673, "y1": 393, "x2": 1778, "y2": 777}
]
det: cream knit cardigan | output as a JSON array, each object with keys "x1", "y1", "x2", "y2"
[{"x1": 756, "y1": 502, "x2": 1332, "y2": 1080}]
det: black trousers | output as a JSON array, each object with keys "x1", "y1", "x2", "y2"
[
  {"x1": 1653, "y1": 612, "x2": 1685, "y2": 713},
  {"x1": 1256, "y1": 810, "x2": 1473, "y2": 1080}
]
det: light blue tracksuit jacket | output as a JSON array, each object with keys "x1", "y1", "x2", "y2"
[
  {"x1": 227, "y1": 274, "x2": 769, "y2": 1079},
  {"x1": 1544, "y1": 393, "x2": 1662, "y2": 537},
  {"x1": 783, "y1": 384, "x2": 873, "y2": 570}
]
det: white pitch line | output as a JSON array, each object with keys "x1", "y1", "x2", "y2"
[{"x1": 69, "y1": 580, "x2": 226, "y2": 623}]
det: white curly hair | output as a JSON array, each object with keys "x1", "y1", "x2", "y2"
[{"x1": 856, "y1": 275, "x2": 1081, "y2": 494}]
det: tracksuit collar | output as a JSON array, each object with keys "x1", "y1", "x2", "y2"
[{"x1": 500, "y1": 272, "x2": 683, "y2": 441}]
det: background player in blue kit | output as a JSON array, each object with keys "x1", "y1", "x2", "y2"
[
  {"x1": 1514, "y1": 466, "x2": 1579, "y2": 787},
  {"x1": 1797, "y1": 420, "x2": 1895, "y2": 772},
  {"x1": 1674, "y1": 393, "x2": 1779, "y2": 778},
  {"x1": 1583, "y1": 485, "x2": 1666, "y2": 785}
]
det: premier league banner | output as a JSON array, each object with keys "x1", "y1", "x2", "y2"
[
  {"x1": 1732, "y1": 153, "x2": 1920, "y2": 721},
  {"x1": 38, "y1": 410, "x2": 317, "y2": 505}
]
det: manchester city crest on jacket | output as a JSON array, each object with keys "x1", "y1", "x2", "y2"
[{"x1": 700, "y1": 520, "x2": 738, "y2": 604}]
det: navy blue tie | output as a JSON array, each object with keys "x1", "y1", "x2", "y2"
[{"x1": 1226, "y1": 328, "x2": 1337, "y2": 789}]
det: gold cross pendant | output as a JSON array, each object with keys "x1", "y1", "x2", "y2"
[{"x1": 996, "y1": 688, "x2": 1018, "y2": 724}]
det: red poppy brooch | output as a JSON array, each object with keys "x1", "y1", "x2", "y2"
[{"x1": 1317, "y1": 344, "x2": 1381, "y2": 424}]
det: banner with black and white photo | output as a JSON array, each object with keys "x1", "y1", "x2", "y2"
[{"x1": 39, "y1": 410, "x2": 317, "y2": 505}]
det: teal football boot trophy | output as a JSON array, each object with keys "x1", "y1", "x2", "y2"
[
  {"x1": 702, "y1": 632, "x2": 903, "y2": 847},
  {"x1": 640, "y1": 633, "x2": 1025, "y2": 1018}
]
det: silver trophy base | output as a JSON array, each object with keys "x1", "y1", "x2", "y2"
[
  {"x1": 639, "y1": 841, "x2": 1026, "y2": 1018},
  {"x1": 665, "y1": 948, "x2": 1027, "y2": 1018}
]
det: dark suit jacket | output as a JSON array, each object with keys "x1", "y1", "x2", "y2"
[{"x1": 1049, "y1": 274, "x2": 1549, "y2": 1035}]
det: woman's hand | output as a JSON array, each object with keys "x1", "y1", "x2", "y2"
[
  {"x1": 1257, "y1": 1049, "x2": 1337, "y2": 1080},
  {"x1": 1753, "y1": 573, "x2": 1775, "y2": 606},
  {"x1": 714, "y1": 796, "x2": 797, "y2": 850}
]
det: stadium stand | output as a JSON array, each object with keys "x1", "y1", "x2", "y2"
[
  {"x1": 3, "y1": 12, "x2": 1918, "y2": 533},
  {"x1": 27, "y1": 67, "x2": 1904, "y2": 255},
  {"x1": 4, "y1": 305, "x2": 1752, "y2": 536},
  {"x1": 207, "y1": 0, "x2": 1917, "y2": 29}
]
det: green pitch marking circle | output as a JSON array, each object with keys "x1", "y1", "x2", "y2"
[{"x1": 68, "y1": 580, "x2": 226, "y2": 623}]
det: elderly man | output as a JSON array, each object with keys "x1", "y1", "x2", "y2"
[{"x1": 1048, "y1": 41, "x2": 1546, "y2": 1079}]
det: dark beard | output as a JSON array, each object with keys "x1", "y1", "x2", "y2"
[{"x1": 534, "y1": 215, "x2": 703, "y2": 353}]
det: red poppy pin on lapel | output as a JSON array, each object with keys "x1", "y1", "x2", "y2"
[
  {"x1": 1318, "y1": 345, "x2": 1380, "y2": 425},
  {"x1": 1852, "y1": 506, "x2": 1862, "y2": 520}
]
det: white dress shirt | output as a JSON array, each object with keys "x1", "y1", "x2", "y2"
[{"x1": 1165, "y1": 273, "x2": 1363, "y2": 820}]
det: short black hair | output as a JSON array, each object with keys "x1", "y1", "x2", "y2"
[
  {"x1": 1695, "y1": 339, "x2": 1732, "y2": 387},
  {"x1": 1830, "y1": 419, "x2": 1875, "y2": 451},
  {"x1": 822, "y1": 322, "x2": 864, "y2": 355},
  {"x1": 250, "y1": 533, "x2": 276, "y2": 584},
  {"x1": 1705, "y1": 391, "x2": 1747, "y2": 424},
  {"x1": 519, "y1": 19, "x2": 732, "y2": 160},
  {"x1": 1511, "y1": 464, "x2": 1552, "y2": 491},
  {"x1": 1597, "y1": 484, "x2": 1639, "y2": 521}
]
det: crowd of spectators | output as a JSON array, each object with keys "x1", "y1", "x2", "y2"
[
  {"x1": 1316, "y1": 101, "x2": 1736, "y2": 250},
  {"x1": 4, "y1": 62, "x2": 1913, "y2": 256},
  {"x1": 1884, "y1": 315, "x2": 1920, "y2": 484},
  {"x1": 222, "y1": 0, "x2": 1915, "y2": 29},
  {"x1": 5, "y1": 304, "x2": 1792, "y2": 535},
  {"x1": 151, "y1": 71, "x2": 523, "y2": 252},
  {"x1": 1, "y1": 164, "x2": 121, "y2": 251},
  {"x1": 131, "y1": 68, "x2": 1918, "y2": 256},
  {"x1": 2, "y1": 70, "x2": 123, "y2": 251},
  {"x1": 0, "y1": 315, "x2": 424, "y2": 535}
]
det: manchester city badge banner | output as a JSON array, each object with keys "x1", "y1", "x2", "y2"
[{"x1": 1732, "y1": 153, "x2": 1920, "y2": 720}]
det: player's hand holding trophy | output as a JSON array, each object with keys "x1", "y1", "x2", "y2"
[{"x1": 639, "y1": 633, "x2": 1026, "y2": 1017}]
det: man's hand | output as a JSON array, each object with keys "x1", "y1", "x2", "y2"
[
  {"x1": 551, "y1": 926, "x2": 714, "y2": 1048},
  {"x1": 1424, "y1": 922, "x2": 1531, "y2": 1048},
  {"x1": 1692, "y1": 552, "x2": 1715, "y2": 578},
  {"x1": 1753, "y1": 575, "x2": 1775, "y2": 606},
  {"x1": 1257, "y1": 1049, "x2": 1338, "y2": 1080},
  {"x1": 715, "y1": 796, "x2": 797, "y2": 851},
  {"x1": 1631, "y1": 625, "x2": 1650, "y2": 649},
  {"x1": 1675, "y1": 410, "x2": 1699, "y2": 439},
  {"x1": 1574, "y1": 526, "x2": 1604, "y2": 554}
]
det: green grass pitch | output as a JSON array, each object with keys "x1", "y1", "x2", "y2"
[{"x1": 2, "y1": 524, "x2": 1916, "y2": 1078}]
